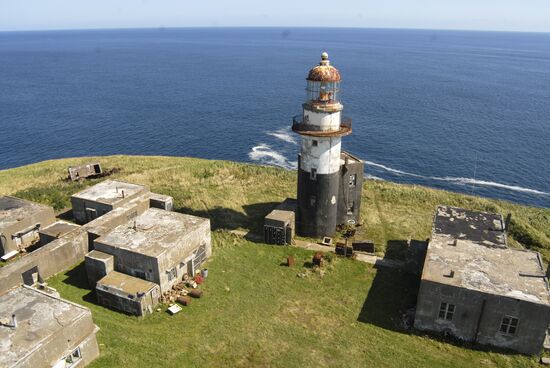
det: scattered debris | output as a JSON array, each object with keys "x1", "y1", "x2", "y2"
[
  {"x1": 287, "y1": 256, "x2": 295, "y2": 267},
  {"x1": 66, "y1": 163, "x2": 122, "y2": 182},
  {"x1": 352, "y1": 240, "x2": 375, "y2": 254},
  {"x1": 321, "y1": 237, "x2": 333, "y2": 246},
  {"x1": 167, "y1": 304, "x2": 182, "y2": 315},
  {"x1": 541, "y1": 357, "x2": 550, "y2": 365},
  {"x1": 189, "y1": 289, "x2": 203, "y2": 299},
  {"x1": 335, "y1": 242, "x2": 353, "y2": 257},
  {"x1": 312, "y1": 252, "x2": 324, "y2": 267},
  {"x1": 67, "y1": 162, "x2": 103, "y2": 181},
  {"x1": 177, "y1": 296, "x2": 191, "y2": 306}
]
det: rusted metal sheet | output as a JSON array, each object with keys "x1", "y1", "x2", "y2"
[{"x1": 312, "y1": 251, "x2": 324, "y2": 267}]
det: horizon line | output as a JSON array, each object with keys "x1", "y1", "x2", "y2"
[{"x1": 1, "y1": 25, "x2": 549, "y2": 35}]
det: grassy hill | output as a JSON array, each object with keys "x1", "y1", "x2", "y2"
[{"x1": 1, "y1": 155, "x2": 549, "y2": 367}]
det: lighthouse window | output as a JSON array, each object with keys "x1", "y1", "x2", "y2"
[
  {"x1": 312, "y1": 140, "x2": 318, "y2": 147},
  {"x1": 349, "y1": 174, "x2": 357, "y2": 187},
  {"x1": 310, "y1": 168, "x2": 317, "y2": 180}
]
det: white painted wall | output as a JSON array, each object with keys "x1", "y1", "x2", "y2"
[
  {"x1": 303, "y1": 110, "x2": 341, "y2": 131},
  {"x1": 300, "y1": 137, "x2": 341, "y2": 175}
]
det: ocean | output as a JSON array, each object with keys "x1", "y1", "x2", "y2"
[{"x1": 0, "y1": 28, "x2": 549, "y2": 207}]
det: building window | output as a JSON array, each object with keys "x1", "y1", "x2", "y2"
[
  {"x1": 65, "y1": 347, "x2": 82, "y2": 367},
  {"x1": 500, "y1": 316, "x2": 519, "y2": 335},
  {"x1": 167, "y1": 267, "x2": 177, "y2": 281},
  {"x1": 312, "y1": 140, "x2": 318, "y2": 147},
  {"x1": 310, "y1": 168, "x2": 317, "y2": 180},
  {"x1": 349, "y1": 174, "x2": 357, "y2": 187},
  {"x1": 438, "y1": 302, "x2": 455, "y2": 321}
]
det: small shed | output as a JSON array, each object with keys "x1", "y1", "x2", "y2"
[{"x1": 264, "y1": 199, "x2": 296, "y2": 245}]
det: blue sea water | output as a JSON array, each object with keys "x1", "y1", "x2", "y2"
[{"x1": 0, "y1": 28, "x2": 549, "y2": 207}]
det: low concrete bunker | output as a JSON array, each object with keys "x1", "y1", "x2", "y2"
[
  {"x1": 414, "y1": 206, "x2": 550, "y2": 355},
  {"x1": 0, "y1": 285, "x2": 100, "y2": 368}
]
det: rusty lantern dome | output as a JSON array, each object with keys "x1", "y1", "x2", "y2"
[
  {"x1": 305, "y1": 52, "x2": 342, "y2": 105},
  {"x1": 306, "y1": 52, "x2": 341, "y2": 82}
]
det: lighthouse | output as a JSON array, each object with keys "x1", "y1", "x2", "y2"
[{"x1": 292, "y1": 52, "x2": 363, "y2": 238}]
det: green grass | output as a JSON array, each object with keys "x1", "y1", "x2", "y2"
[{"x1": 2, "y1": 155, "x2": 549, "y2": 367}]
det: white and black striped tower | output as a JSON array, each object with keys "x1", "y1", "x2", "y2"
[{"x1": 292, "y1": 52, "x2": 352, "y2": 237}]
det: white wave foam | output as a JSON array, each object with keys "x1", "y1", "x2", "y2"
[
  {"x1": 363, "y1": 160, "x2": 424, "y2": 178},
  {"x1": 248, "y1": 144, "x2": 297, "y2": 170},
  {"x1": 267, "y1": 128, "x2": 297, "y2": 145},
  {"x1": 365, "y1": 174, "x2": 385, "y2": 181},
  {"x1": 363, "y1": 160, "x2": 548, "y2": 196},
  {"x1": 434, "y1": 177, "x2": 548, "y2": 195}
]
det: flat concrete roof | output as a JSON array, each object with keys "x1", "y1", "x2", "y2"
[
  {"x1": 97, "y1": 271, "x2": 157, "y2": 296},
  {"x1": 71, "y1": 180, "x2": 147, "y2": 205},
  {"x1": 96, "y1": 208, "x2": 209, "y2": 258},
  {"x1": 39, "y1": 220, "x2": 80, "y2": 238},
  {"x1": 0, "y1": 286, "x2": 91, "y2": 367},
  {"x1": 86, "y1": 249, "x2": 114, "y2": 261},
  {"x1": 433, "y1": 205, "x2": 506, "y2": 248},
  {"x1": 0, "y1": 196, "x2": 51, "y2": 231},
  {"x1": 423, "y1": 206, "x2": 550, "y2": 305},
  {"x1": 266, "y1": 209, "x2": 294, "y2": 223}
]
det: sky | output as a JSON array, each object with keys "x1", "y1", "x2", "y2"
[{"x1": 1, "y1": 0, "x2": 550, "y2": 33}]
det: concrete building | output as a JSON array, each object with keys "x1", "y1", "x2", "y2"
[
  {"x1": 414, "y1": 206, "x2": 550, "y2": 355},
  {"x1": 92, "y1": 208, "x2": 211, "y2": 294},
  {"x1": 291, "y1": 53, "x2": 364, "y2": 238},
  {"x1": 0, "y1": 196, "x2": 55, "y2": 259},
  {"x1": 264, "y1": 198, "x2": 296, "y2": 245},
  {"x1": 0, "y1": 285, "x2": 99, "y2": 368},
  {"x1": 0, "y1": 180, "x2": 177, "y2": 297},
  {"x1": 95, "y1": 271, "x2": 160, "y2": 316},
  {"x1": 71, "y1": 180, "x2": 149, "y2": 224}
]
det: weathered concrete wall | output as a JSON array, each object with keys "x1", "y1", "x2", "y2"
[
  {"x1": 85, "y1": 251, "x2": 114, "y2": 288},
  {"x1": 93, "y1": 241, "x2": 159, "y2": 284},
  {"x1": 337, "y1": 159, "x2": 364, "y2": 226},
  {"x1": 476, "y1": 294, "x2": 550, "y2": 355},
  {"x1": 96, "y1": 285, "x2": 159, "y2": 316},
  {"x1": 71, "y1": 198, "x2": 113, "y2": 224},
  {"x1": 0, "y1": 229, "x2": 89, "y2": 294},
  {"x1": 414, "y1": 279, "x2": 550, "y2": 355},
  {"x1": 14, "y1": 295, "x2": 99, "y2": 368},
  {"x1": 0, "y1": 206, "x2": 55, "y2": 255},
  {"x1": 157, "y1": 219, "x2": 212, "y2": 292}
]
